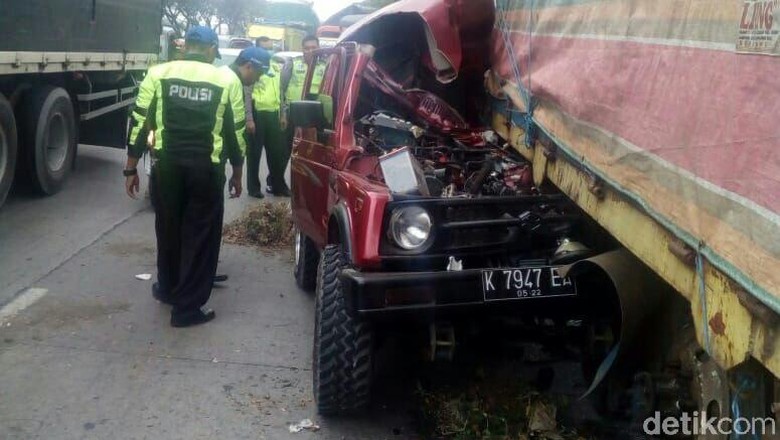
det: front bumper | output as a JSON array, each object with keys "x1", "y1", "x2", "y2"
[{"x1": 340, "y1": 268, "x2": 579, "y2": 315}]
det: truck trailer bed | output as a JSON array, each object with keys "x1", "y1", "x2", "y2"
[
  {"x1": 0, "y1": 0, "x2": 161, "y2": 54},
  {"x1": 490, "y1": 0, "x2": 780, "y2": 375}
]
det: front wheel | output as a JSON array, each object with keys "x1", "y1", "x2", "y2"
[{"x1": 313, "y1": 244, "x2": 373, "y2": 415}]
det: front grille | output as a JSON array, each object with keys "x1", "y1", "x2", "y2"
[
  {"x1": 449, "y1": 227, "x2": 509, "y2": 249},
  {"x1": 380, "y1": 194, "x2": 574, "y2": 260}
]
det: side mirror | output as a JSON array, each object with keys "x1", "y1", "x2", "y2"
[{"x1": 289, "y1": 100, "x2": 325, "y2": 130}]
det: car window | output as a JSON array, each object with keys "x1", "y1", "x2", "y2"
[{"x1": 229, "y1": 39, "x2": 253, "y2": 49}]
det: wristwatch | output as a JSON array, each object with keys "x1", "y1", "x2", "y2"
[{"x1": 123, "y1": 168, "x2": 138, "y2": 177}]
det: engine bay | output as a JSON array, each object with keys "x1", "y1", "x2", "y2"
[
  {"x1": 343, "y1": 61, "x2": 589, "y2": 265},
  {"x1": 355, "y1": 111, "x2": 537, "y2": 199}
]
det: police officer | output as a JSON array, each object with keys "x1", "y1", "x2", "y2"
[
  {"x1": 256, "y1": 36, "x2": 274, "y2": 52},
  {"x1": 220, "y1": 46, "x2": 271, "y2": 167},
  {"x1": 274, "y1": 35, "x2": 326, "y2": 195},
  {"x1": 124, "y1": 26, "x2": 246, "y2": 328},
  {"x1": 250, "y1": 54, "x2": 286, "y2": 197},
  {"x1": 283, "y1": 35, "x2": 325, "y2": 107}
]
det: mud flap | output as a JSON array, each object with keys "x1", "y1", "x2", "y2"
[
  {"x1": 79, "y1": 105, "x2": 130, "y2": 148},
  {"x1": 560, "y1": 249, "x2": 665, "y2": 399}
]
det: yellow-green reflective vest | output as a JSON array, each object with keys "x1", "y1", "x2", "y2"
[
  {"x1": 253, "y1": 60, "x2": 282, "y2": 112},
  {"x1": 127, "y1": 56, "x2": 246, "y2": 165},
  {"x1": 285, "y1": 58, "x2": 326, "y2": 102}
]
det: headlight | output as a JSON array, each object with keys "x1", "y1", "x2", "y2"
[{"x1": 388, "y1": 206, "x2": 432, "y2": 250}]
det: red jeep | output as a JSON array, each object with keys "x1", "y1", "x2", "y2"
[{"x1": 288, "y1": 0, "x2": 622, "y2": 415}]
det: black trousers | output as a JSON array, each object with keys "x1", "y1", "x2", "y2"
[
  {"x1": 277, "y1": 124, "x2": 293, "y2": 190},
  {"x1": 245, "y1": 124, "x2": 264, "y2": 195},
  {"x1": 253, "y1": 110, "x2": 290, "y2": 191},
  {"x1": 150, "y1": 158, "x2": 224, "y2": 316}
]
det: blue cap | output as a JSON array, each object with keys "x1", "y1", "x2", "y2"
[
  {"x1": 238, "y1": 47, "x2": 272, "y2": 72},
  {"x1": 185, "y1": 26, "x2": 221, "y2": 59}
]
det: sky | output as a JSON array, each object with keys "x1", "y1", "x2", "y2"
[{"x1": 311, "y1": 0, "x2": 361, "y2": 21}]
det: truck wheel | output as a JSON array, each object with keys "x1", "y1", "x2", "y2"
[
  {"x1": 0, "y1": 94, "x2": 18, "y2": 208},
  {"x1": 294, "y1": 228, "x2": 319, "y2": 292},
  {"x1": 313, "y1": 245, "x2": 373, "y2": 415},
  {"x1": 18, "y1": 86, "x2": 76, "y2": 195}
]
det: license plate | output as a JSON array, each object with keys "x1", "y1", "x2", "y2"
[{"x1": 481, "y1": 267, "x2": 577, "y2": 301}]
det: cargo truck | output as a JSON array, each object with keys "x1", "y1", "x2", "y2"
[
  {"x1": 0, "y1": 0, "x2": 162, "y2": 208},
  {"x1": 291, "y1": 0, "x2": 780, "y2": 430},
  {"x1": 487, "y1": 0, "x2": 780, "y2": 428}
]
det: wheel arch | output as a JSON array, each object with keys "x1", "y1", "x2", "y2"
[{"x1": 327, "y1": 200, "x2": 355, "y2": 264}]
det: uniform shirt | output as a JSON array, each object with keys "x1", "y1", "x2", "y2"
[
  {"x1": 218, "y1": 64, "x2": 255, "y2": 126},
  {"x1": 128, "y1": 54, "x2": 246, "y2": 166},
  {"x1": 252, "y1": 60, "x2": 282, "y2": 113},
  {"x1": 284, "y1": 57, "x2": 326, "y2": 103}
]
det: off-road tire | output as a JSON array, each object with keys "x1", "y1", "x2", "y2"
[
  {"x1": 18, "y1": 86, "x2": 76, "y2": 195},
  {"x1": 293, "y1": 228, "x2": 319, "y2": 292},
  {"x1": 0, "y1": 94, "x2": 17, "y2": 208},
  {"x1": 313, "y1": 245, "x2": 373, "y2": 415}
]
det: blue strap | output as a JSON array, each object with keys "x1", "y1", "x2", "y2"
[
  {"x1": 496, "y1": 0, "x2": 530, "y2": 108},
  {"x1": 523, "y1": 100, "x2": 537, "y2": 147},
  {"x1": 731, "y1": 376, "x2": 760, "y2": 440}
]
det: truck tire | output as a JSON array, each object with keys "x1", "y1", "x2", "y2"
[
  {"x1": 294, "y1": 228, "x2": 319, "y2": 292},
  {"x1": 18, "y1": 86, "x2": 76, "y2": 195},
  {"x1": 0, "y1": 94, "x2": 18, "y2": 208},
  {"x1": 313, "y1": 245, "x2": 373, "y2": 415}
]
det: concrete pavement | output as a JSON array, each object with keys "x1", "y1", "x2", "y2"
[
  {"x1": 0, "y1": 145, "x2": 146, "y2": 307},
  {"x1": 0, "y1": 144, "x2": 264, "y2": 307},
  {"x1": 0, "y1": 145, "x2": 411, "y2": 439}
]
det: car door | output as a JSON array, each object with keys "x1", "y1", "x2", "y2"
[{"x1": 290, "y1": 49, "x2": 346, "y2": 247}]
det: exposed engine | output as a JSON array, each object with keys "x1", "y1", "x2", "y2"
[{"x1": 355, "y1": 112, "x2": 535, "y2": 198}]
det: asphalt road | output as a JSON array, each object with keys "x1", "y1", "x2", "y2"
[{"x1": 0, "y1": 145, "x2": 411, "y2": 439}]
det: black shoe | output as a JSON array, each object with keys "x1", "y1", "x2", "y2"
[
  {"x1": 248, "y1": 190, "x2": 264, "y2": 199},
  {"x1": 265, "y1": 186, "x2": 274, "y2": 194},
  {"x1": 170, "y1": 307, "x2": 216, "y2": 328},
  {"x1": 152, "y1": 282, "x2": 173, "y2": 305},
  {"x1": 272, "y1": 187, "x2": 291, "y2": 197},
  {"x1": 213, "y1": 274, "x2": 228, "y2": 283}
]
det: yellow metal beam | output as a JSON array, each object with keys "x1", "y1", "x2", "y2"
[{"x1": 493, "y1": 113, "x2": 780, "y2": 378}]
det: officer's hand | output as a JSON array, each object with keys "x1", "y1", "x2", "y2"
[
  {"x1": 246, "y1": 120, "x2": 256, "y2": 135},
  {"x1": 280, "y1": 115, "x2": 288, "y2": 131},
  {"x1": 229, "y1": 175, "x2": 243, "y2": 198},
  {"x1": 126, "y1": 175, "x2": 140, "y2": 199}
]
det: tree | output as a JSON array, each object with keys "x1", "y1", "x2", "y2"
[
  {"x1": 163, "y1": 0, "x2": 216, "y2": 36},
  {"x1": 214, "y1": 0, "x2": 266, "y2": 36},
  {"x1": 163, "y1": 0, "x2": 266, "y2": 36}
]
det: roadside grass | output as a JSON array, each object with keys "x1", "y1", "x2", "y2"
[{"x1": 415, "y1": 363, "x2": 592, "y2": 440}]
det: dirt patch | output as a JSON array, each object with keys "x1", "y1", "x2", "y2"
[
  {"x1": 104, "y1": 241, "x2": 156, "y2": 257},
  {"x1": 223, "y1": 202, "x2": 294, "y2": 249},
  {"x1": 11, "y1": 298, "x2": 131, "y2": 330}
]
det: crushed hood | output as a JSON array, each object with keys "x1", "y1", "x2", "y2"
[{"x1": 339, "y1": 0, "x2": 494, "y2": 84}]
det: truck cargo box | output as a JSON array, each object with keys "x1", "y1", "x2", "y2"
[
  {"x1": 0, "y1": 0, "x2": 162, "y2": 54},
  {"x1": 489, "y1": 0, "x2": 780, "y2": 374}
]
